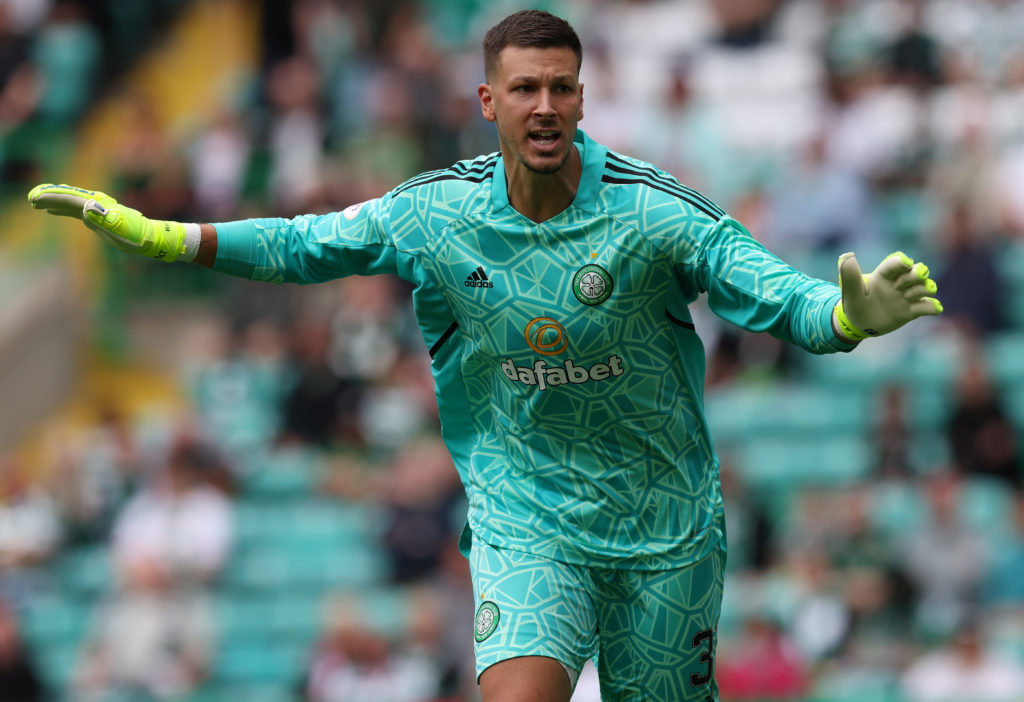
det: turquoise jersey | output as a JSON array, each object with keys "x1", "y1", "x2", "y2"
[{"x1": 213, "y1": 130, "x2": 853, "y2": 570}]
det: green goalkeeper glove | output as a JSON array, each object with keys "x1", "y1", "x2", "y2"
[
  {"x1": 834, "y1": 251, "x2": 943, "y2": 342},
  {"x1": 27, "y1": 183, "x2": 198, "y2": 262}
]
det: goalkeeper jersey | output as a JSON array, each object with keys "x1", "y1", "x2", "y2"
[{"x1": 213, "y1": 130, "x2": 853, "y2": 571}]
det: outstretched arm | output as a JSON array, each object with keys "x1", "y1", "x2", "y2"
[
  {"x1": 28, "y1": 183, "x2": 219, "y2": 266},
  {"x1": 29, "y1": 183, "x2": 406, "y2": 285}
]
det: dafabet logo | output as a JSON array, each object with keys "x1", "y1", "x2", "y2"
[{"x1": 501, "y1": 317, "x2": 625, "y2": 391}]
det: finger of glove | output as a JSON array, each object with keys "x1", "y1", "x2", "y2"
[
  {"x1": 873, "y1": 251, "x2": 914, "y2": 282},
  {"x1": 900, "y1": 276, "x2": 938, "y2": 299},
  {"x1": 909, "y1": 297, "x2": 944, "y2": 317},
  {"x1": 895, "y1": 268, "x2": 937, "y2": 297},
  {"x1": 838, "y1": 253, "x2": 867, "y2": 298},
  {"x1": 902, "y1": 283, "x2": 936, "y2": 302},
  {"x1": 29, "y1": 184, "x2": 116, "y2": 217},
  {"x1": 28, "y1": 191, "x2": 91, "y2": 218}
]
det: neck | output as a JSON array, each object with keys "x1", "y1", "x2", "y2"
[{"x1": 504, "y1": 146, "x2": 582, "y2": 223}]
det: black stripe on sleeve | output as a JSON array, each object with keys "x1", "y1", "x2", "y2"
[
  {"x1": 429, "y1": 320, "x2": 460, "y2": 358},
  {"x1": 605, "y1": 153, "x2": 725, "y2": 218},
  {"x1": 665, "y1": 310, "x2": 696, "y2": 330},
  {"x1": 393, "y1": 165, "x2": 496, "y2": 197},
  {"x1": 602, "y1": 175, "x2": 721, "y2": 219},
  {"x1": 393, "y1": 154, "x2": 500, "y2": 195}
]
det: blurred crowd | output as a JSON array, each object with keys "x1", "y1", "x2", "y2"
[{"x1": 3, "y1": 0, "x2": 1024, "y2": 700}]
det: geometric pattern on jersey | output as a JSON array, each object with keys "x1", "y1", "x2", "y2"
[
  {"x1": 211, "y1": 130, "x2": 848, "y2": 572},
  {"x1": 470, "y1": 541, "x2": 598, "y2": 682},
  {"x1": 470, "y1": 540, "x2": 724, "y2": 701}
]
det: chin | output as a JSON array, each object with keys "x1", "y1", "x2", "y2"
[
  {"x1": 523, "y1": 149, "x2": 572, "y2": 175},
  {"x1": 524, "y1": 161, "x2": 563, "y2": 175}
]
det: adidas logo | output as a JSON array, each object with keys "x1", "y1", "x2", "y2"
[{"x1": 464, "y1": 266, "x2": 494, "y2": 289}]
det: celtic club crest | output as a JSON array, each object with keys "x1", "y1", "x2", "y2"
[
  {"x1": 474, "y1": 601, "x2": 500, "y2": 642},
  {"x1": 572, "y1": 264, "x2": 613, "y2": 306}
]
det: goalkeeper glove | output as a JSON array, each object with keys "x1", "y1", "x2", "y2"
[
  {"x1": 834, "y1": 251, "x2": 943, "y2": 342},
  {"x1": 27, "y1": 183, "x2": 199, "y2": 262}
]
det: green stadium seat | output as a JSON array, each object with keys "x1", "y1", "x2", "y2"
[
  {"x1": 57, "y1": 545, "x2": 114, "y2": 600},
  {"x1": 233, "y1": 498, "x2": 382, "y2": 564},
  {"x1": 707, "y1": 381, "x2": 872, "y2": 448},
  {"x1": 736, "y1": 434, "x2": 871, "y2": 491},
  {"x1": 222, "y1": 538, "x2": 387, "y2": 593},
  {"x1": 34, "y1": 642, "x2": 81, "y2": 697},
  {"x1": 906, "y1": 384, "x2": 954, "y2": 433},
  {"x1": 182, "y1": 683, "x2": 297, "y2": 702},
  {"x1": 242, "y1": 447, "x2": 324, "y2": 499},
  {"x1": 218, "y1": 592, "x2": 324, "y2": 646},
  {"x1": 211, "y1": 639, "x2": 309, "y2": 687},
  {"x1": 19, "y1": 596, "x2": 90, "y2": 649},
  {"x1": 869, "y1": 481, "x2": 929, "y2": 536},
  {"x1": 985, "y1": 331, "x2": 1024, "y2": 386},
  {"x1": 959, "y1": 478, "x2": 1017, "y2": 535}
]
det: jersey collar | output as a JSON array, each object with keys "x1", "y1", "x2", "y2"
[{"x1": 490, "y1": 129, "x2": 606, "y2": 217}]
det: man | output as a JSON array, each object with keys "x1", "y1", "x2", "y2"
[{"x1": 28, "y1": 10, "x2": 942, "y2": 701}]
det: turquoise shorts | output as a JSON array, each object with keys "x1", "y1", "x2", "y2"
[{"x1": 470, "y1": 540, "x2": 724, "y2": 701}]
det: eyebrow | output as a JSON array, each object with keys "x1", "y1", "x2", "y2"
[{"x1": 506, "y1": 73, "x2": 578, "y2": 84}]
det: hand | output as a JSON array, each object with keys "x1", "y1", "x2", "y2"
[
  {"x1": 834, "y1": 251, "x2": 943, "y2": 342},
  {"x1": 28, "y1": 183, "x2": 187, "y2": 262}
]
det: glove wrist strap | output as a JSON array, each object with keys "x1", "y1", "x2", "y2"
[
  {"x1": 181, "y1": 223, "x2": 201, "y2": 262},
  {"x1": 834, "y1": 301, "x2": 868, "y2": 342},
  {"x1": 146, "y1": 220, "x2": 188, "y2": 262}
]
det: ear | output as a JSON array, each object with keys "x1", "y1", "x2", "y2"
[
  {"x1": 578, "y1": 82, "x2": 584, "y2": 121},
  {"x1": 478, "y1": 83, "x2": 496, "y2": 123}
]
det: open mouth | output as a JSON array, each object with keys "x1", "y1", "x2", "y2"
[{"x1": 529, "y1": 130, "x2": 561, "y2": 150}]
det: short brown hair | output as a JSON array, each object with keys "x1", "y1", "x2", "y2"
[{"x1": 482, "y1": 10, "x2": 582, "y2": 80}]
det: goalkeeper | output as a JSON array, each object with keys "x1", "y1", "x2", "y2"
[{"x1": 28, "y1": 10, "x2": 941, "y2": 702}]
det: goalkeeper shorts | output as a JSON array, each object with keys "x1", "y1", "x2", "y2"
[{"x1": 469, "y1": 539, "x2": 724, "y2": 701}]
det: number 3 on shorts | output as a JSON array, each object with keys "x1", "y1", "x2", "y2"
[{"x1": 689, "y1": 628, "x2": 714, "y2": 688}]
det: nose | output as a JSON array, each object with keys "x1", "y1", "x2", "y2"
[{"x1": 533, "y1": 89, "x2": 556, "y2": 118}]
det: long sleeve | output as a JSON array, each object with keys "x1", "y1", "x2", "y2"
[
  {"x1": 210, "y1": 198, "x2": 399, "y2": 284},
  {"x1": 693, "y1": 217, "x2": 853, "y2": 354}
]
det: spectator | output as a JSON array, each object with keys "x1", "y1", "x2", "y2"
[
  {"x1": 73, "y1": 557, "x2": 215, "y2": 702},
  {"x1": 48, "y1": 407, "x2": 141, "y2": 546},
  {"x1": 933, "y1": 202, "x2": 1007, "y2": 339},
  {"x1": 900, "y1": 619, "x2": 1024, "y2": 702},
  {"x1": 110, "y1": 435, "x2": 234, "y2": 588},
  {"x1": 303, "y1": 593, "x2": 440, "y2": 702},
  {"x1": 873, "y1": 383, "x2": 916, "y2": 479},
  {"x1": 379, "y1": 437, "x2": 463, "y2": 584},
  {"x1": 183, "y1": 319, "x2": 289, "y2": 462},
  {"x1": 983, "y1": 491, "x2": 1024, "y2": 608},
  {"x1": 187, "y1": 106, "x2": 251, "y2": 222},
  {"x1": 759, "y1": 129, "x2": 880, "y2": 258},
  {"x1": 946, "y1": 349, "x2": 1021, "y2": 489},
  {"x1": 28, "y1": 1, "x2": 100, "y2": 123},
  {"x1": 279, "y1": 314, "x2": 364, "y2": 449},
  {"x1": 897, "y1": 471, "x2": 989, "y2": 639},
  {"x1": 0, "y1": 599, "x2": 46, "y2": 702},
  {"x1": 719, "y1": 459, "x2": 774, "y2": 573},
  {"x1": 716, "y1": 614, "x2": 809, "y2": 700},
  {"x1": 264, "y1": 54, "x2": 326, "y2": 214},
  {"x1": 109, "y1": 90, "x2": 191, "y2": 222},
  {"x1": 883, "y1": 0, "x2": 949, "y2": 91},
  {"x1": 0, "y1": 3, "x2": 41, "y2": 186},
  {"x1": 787, "y1": 546, "x2": 852, "y2": 665},
  {"x1": 359, "y1": 349, "x2": 438, "y2": 454},
  {"x1": 0, "y1": 460, "x2": 61, "y2": 607},
  {"x1": 427, "y1": 540, "x2": 479, "y2": 702}
]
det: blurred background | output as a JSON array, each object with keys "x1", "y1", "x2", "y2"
[{"x1": 1, "y1": 0, "x2": 1024, "y2": 700}]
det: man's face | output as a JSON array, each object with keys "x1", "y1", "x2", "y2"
[{"x1": 479, "y1": 46, "x2": 584, "y2": 175}]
